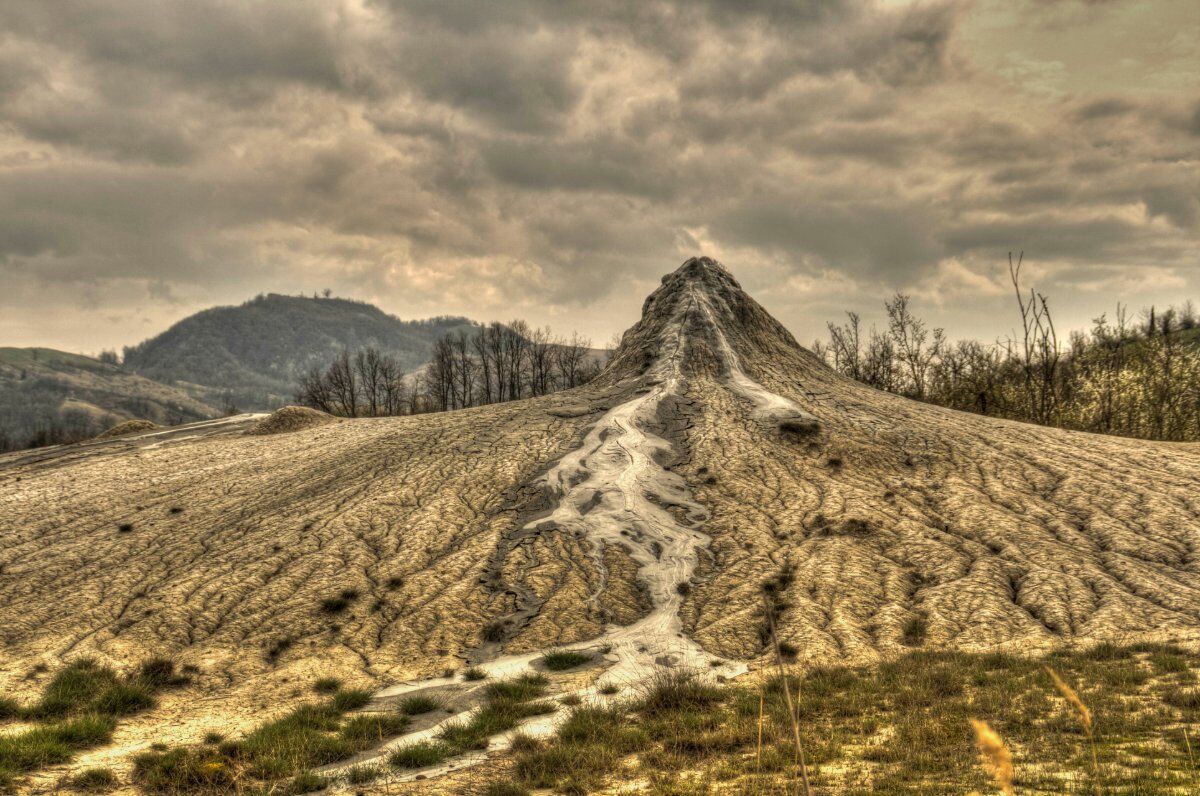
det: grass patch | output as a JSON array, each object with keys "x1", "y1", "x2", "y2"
[
  {"x1": 0, "y1": 658, "x2": 185, "y2": 788},
  {"x1": 344, "y1": 763, "x2": 380, "y2": 784},
  {"x1": 283, "y1": 770, "x2": 326, "y2": 794},
  {"x1": 0, "y1": 716, "x2": 116, "y2": 776},
  {"x1": 902, "y1": 614, "x2": 929, "y2": 646},
  {"x1": 540, "y1": 650, "x2": 592, "y2": 671},
  {"x1": 462, "y1": 667, "x2": 487, "y2": 681},
  {"x1": 389, "y1": 740, "x2": 454, "y2": 769},
  {"x1": 133, "y1": 692, "x2": 409, "y2": 793},
  {"x1": 398, "y1": 695, "x2": 440, "y2": 715},
  {"x1": 312, "y1": 678, "x2": 341, "y2": 694},
  {"x1": 67, "y1": 766, "x2": 119, "y2": 791},
  {"x1": 331, "y1": 689, "x2": 371, "y2": 712},
  {"x1": 487, "y1": 643, "x2": 1200, "y2": 795}
]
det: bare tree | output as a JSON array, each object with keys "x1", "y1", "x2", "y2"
[
  {"x1": 554, "y1": 332, "x2": 591, "y2": 389},
  {"x1": 326, "y1": 351, "x2": 359, "y2": 417},
  {"x1": 1010, "y1": 251, "x2": 1060, "y2": 425},
  {"x1": 886, "y1": 294, "x2": 943, "y2": 400},
  {"x1": 826, "y1": 312, "x2": 863, "y2": 381}
]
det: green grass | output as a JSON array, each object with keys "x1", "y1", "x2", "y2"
[
  {"x1": 283, "y1": 770, "x2": 326, "y2": 794},
  {"x1": 312, "y1": 677, "x2": 342, "y2": 694},
  {"x1": 398, "y1": 695, "x2": 440, "y2": 715},
  {"x1": 0, "y1": 658, "x2": 185, "y2": 789},
  {"x1": 330, "y1": 689, "x2": 371, "y2": 712},
  {"x1": 462, "y1": 667, "x2": 487, "y2": 681},
  {"x1": 386, "y1": 673, "x2": 560, "y2": 772},
  {"x1": 389, "y1": 740, "x2": 456, "y2": 768},
  {"x1": 134, "y1": 693, "x2": 410, "y2": 792},
  {"x1": 67, "y1": 766, "x2": 119, "y2": 791},
  {"x1": 485, "y1": 673, "x2": 549, "y2": 703},
  {"x1": 540, "y1": 650, "x2": 592, "y2": 671},
  {"x1": 0, "y1": 716, "x2": 116, "y2": 776},
  {"x1": 486, "y1": 643, "x2": 1200, "y2": 794},
  {"x1": 344, "y1": 763, "x2": 381, "y2": 784}
]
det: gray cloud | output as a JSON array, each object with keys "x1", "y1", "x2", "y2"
[{"x1": 0, "y1": 0, "x2": 1196, "y2": 352}]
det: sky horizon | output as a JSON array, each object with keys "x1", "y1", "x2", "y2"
[{"x1": 2, "y1": 0, "x2": 1197, "y2": 355}]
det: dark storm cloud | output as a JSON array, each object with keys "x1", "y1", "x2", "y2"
[{"x1": 0, "y1": 0, "x2": 1196, "y2": 351}]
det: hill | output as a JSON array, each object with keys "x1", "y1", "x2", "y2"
[
  {"x1": 0, "y1": 347, "x2": 218, "y2": 451},
  {"x1": 1, "y1": 259, "x2": 1198, "y2": 793},
  {"x1": 121, "y1": 294, "x2": 477, "y2": 409}
]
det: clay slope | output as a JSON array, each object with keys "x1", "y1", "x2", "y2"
[{"x1": 1, "y1": 257, "x2": 1199, "y2": 778}]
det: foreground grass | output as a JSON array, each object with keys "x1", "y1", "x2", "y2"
[
  {"x1": 389, "y1": 673, "x2": 555, "y2": 770},
  {"x1": 0, "y1": 658, "x2": 188, "y2": 791},
  {"x1": 133, "y1": 686, "x2": 414, "y2": 794},
  {"x1": 483, "y1": 643, "x2": 1200, "y2": 794}
]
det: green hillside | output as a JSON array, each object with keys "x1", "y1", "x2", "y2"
[
  {"x1": 122, "y1": 294, "x2": 477, "y2": 409},
  {"x1": 0, "y1": 348, "x2": 218, "y2": 451}
]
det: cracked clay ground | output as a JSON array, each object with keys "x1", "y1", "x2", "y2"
[{"x1": 2, "y1": 257, "x2": 1199, "y2": 791}]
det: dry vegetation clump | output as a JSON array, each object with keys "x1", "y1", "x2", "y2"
[
  {"x1": 93, "y1": 419, "x2": 160, "y2": 440},
  {"x1": 483, "y1": 643, "x2": 1200, "y2": 794},
  {"x1": 244, "y1": 405, "x2": 337, "y2": 436}
]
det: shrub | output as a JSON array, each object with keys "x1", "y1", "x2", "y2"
[
  {"x1": 345, "y1": 764, "x2": 379, "y2": 784},
  {"x1": 202, "y1": 732, "x2": 223, "y2": 745},
  {"x1": 540, "y1": 650, "x2": 592, "y2": 671},
  {"x1": 462, "y1": 667, "x2": 487, "y2": 681}
]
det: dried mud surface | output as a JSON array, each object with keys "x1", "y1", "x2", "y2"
[{"x1": 2, "y1": 258, "x2": 1199, "y2": 791}]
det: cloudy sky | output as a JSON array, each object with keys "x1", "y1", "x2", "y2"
[{"x1": 1, "y1": 0, "x2": 1197, "y2": 353}]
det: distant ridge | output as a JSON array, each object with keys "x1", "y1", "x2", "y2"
[{"x1": 122, "y1": 293, "x2": 476, "y2": 409}]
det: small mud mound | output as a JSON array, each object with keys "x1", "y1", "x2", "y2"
[
  {"x1": 93, "y1": 419, "x2": 161, "y2": 440},
  {"x1": 246, "y1": 406, "x2": 338, "y2": 435}
]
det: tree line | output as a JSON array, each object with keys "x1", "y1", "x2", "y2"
[
  {"x1": 814, "y1": 253, "x2": 1200, "y2": 441},
  {"x1": 296, "y1": 321, "x2": 602, "y2": 417}
]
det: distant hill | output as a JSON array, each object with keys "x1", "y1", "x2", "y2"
[
  {"x1": 0, "y1": 347, "x2": 218, "y2": 451},
  {"x1": 122, "y1": 294, "x2": 477, "y2": 409}
]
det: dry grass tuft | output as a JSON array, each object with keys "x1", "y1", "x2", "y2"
[{"x1": 969, "y1": 719, "x2": 1014, "y2": 795}]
